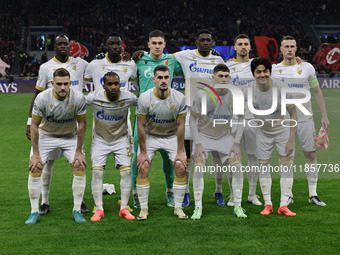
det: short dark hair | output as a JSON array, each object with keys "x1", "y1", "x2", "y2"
[
  {"x1": 108, "y1": 32, "x2": 122, "y2": 39},
  {"x1": 149, "y1": 30, "x2": 164, "y2": 40},
  {"x1": 53, "y1": 68, "x2": 70, "y2": 78},
  {"x1": 154, "y1": 65, "x2": 169, "y2": 75},
  {"x1": 250, "y1": 57, "x2": 272, "y2": 75},
  {"x1": 234, "y1": 34, "x2": 250, "y2": 45},
  {"x1": 103, "y1": 71, "x2": 120, "y2": 84},
  {"x1": 214, "y1": 64, "x2": 230, "y2": 74},
  {"x1": 196, "y1": 29, "x2": 213, "y2": 38},
  {"x1": 281, "y1": 35, "x2": 296, "y2": 45}
]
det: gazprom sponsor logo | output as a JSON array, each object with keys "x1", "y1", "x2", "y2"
[
  {"x1": 232, "y1": 75, "x2": 254, "y2": 86},
  {"x1": 96, "y1": 109, "x2": 123, "y2": 121},
  {"x1": 46, "y1": 114, "x2": 75, "y2": 123},
  {"x1": 149, "y1": 112, "x2": 175, "y2": 124},
  {"x1": 189, "y1": 62, "x2": 214, "y2": 74},
  {"x1": 207, "y1": 110, "x2": 232, "y2": 120},
  {"x1": 71, "y1": 80, "x2": 79, "y2": 86}
]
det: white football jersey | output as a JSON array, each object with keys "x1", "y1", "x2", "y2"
[
  {"x1": 36, "y1": 56, "x2": 88, "y2": 93},
  {"x1": 272, "y1": 61, "x2": 318, "y2": 122},
  {"x1": 173, "y1": 49, "x2": 224, "y2": 106},
  {"x1": 245, "y1": 80, "x2": 294, "y2": 135},
  {"x1": 84, "y1": 54, "x2": 137, "y2": 91},
  {"x1": 137, "y1": 88, "x2": 187, "y2": 137},
  {"x1": 32, "y1": 87, "x2": 87, "y2": 137},
  {"x1": 226, "y1": 58, "x2": 255, "y2": 119},
  {"x1": 85, "y1": 90, "x2": 137, "y2": 143},
  {"x1": 191, "y1": 88, "x2": 233, "y2": 139}
]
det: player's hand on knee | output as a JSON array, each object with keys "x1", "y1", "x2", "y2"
[
  {"x1": 72, "y1": 151, "x2": 87, "y2": 171},
  {"x1": 137, "y1": 152, "x2": 151, "y2": 170},
  {"x1": 193, "y1": 144, "x2": 207, "y2": 161},
  {"x1": 173, "y1": 152, "x2": 187, "y2": 168},
  {"x1": 72, "y1": 159, "x2": 86, "y2": 172},
  {"x1": 29, "y1": 155, "x2": 44, "y2": 173}
]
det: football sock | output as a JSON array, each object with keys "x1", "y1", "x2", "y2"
[
  {"x1": 137, "y1": 178, "x2": 150, "y2": 209},
  {"x1": 28, "y1": 172, "x2": 42, "y2": 213},
  {"x1": 91, "y1": 167, "x2": 104, "y2": 211}
]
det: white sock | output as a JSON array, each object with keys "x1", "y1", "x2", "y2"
[
  {"x1": 72, "y1": 173, "x2": 86, "y2": 212},
  {"x1": 279, "y1": 162, "x2": 294, "y2": 207},
  {"x1": 193, "y1": 162, "x2": 204, "y2": 209},
  {"x1": 226, "y1": 171, "x2": 233, "y2": 198},
  {"x1": 41, "y1": 160, "x2": 54, "y2": 205},
  {"x1": 305, "y1": 160, "x2": 318, "y2": 197},
  {"x1": 166, "y1": 188, "x2": 173, "y2": 193},
  {"x1": 137, "y1": 178, "x2": 150, "y2": 209},
  {"x1": 91, "y1": 167, "x2": 104, "y2": 211},
  {"x1": 246, "y1": 154, "x2": 258, "y2": 198},
  {"x1": 230, "y1": 161, "x2": 243, "y2": 208},
  {"x1": 120, "y1": 166, "x2": 131, "y2": 210},
  {"x1": 213, "y1": 156, "x2": 223, "y2": 193},
  {"x1": 28, "y1": 173, "x2": 41, "y2": 213},
  {"x1": 173, "y1": 176, "x2": 187, "y2": 208},
  {"x1": 185, "y1": 159, "x2": 192, "y2": 193},
  {"x1": 259, "y1": 162, "x2": 272, "y2": 206}
]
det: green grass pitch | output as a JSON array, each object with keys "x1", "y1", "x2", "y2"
[{"x1": 0, "y1": 90, "x2": 339, "y2": 254}]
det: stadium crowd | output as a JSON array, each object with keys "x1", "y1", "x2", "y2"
[{"x1": 0, "y1": 0, "x2": 338, "y2": 79}]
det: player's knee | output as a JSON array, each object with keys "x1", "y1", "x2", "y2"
[
  {"x1": 138, "y1": 161, "x2": 150, "y2": 177},
  {"x1": 304, "y1": 151, "x2": 316, "y2": 161},
  {"x1": 73, "y1": 160, "x2": 85, "y2": 175},
  {"x1": 30, "y1": 162, "x2": 44, "y2": 175},
  {"x1": 174, "y1": 161, "x2": 186, "y2": 177}
]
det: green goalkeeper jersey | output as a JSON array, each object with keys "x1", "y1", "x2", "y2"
[{"x1": 136, "y1": 52, "x2": 183, "y2": 94}]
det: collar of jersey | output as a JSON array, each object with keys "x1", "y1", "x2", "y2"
[
  {"x1": 256, "y1": 78, "x2": 273, "y2": 92},
  {"x1": 282, "y1": 60, "x2": 297, "y2": 66},
  {"x1": 144, "y1": 52, "x2": 166, "y2": 61},
  {"x1": 53, "y1": 88, "x2": 70, "y2": 101},
  {"x1": 196, "y1": 49, "x2": 211, "y2": 57},
  {"x1": 233, "y1": 57, "x2": 250, "y2": 63},
  {"x1": 104, "y1": 91, "x2": 120, "y2": 101},
  {"x1": 153, "y1": 88, "x2": 170, "y2": 100},
  {"x1": 106, "y1": 54, "x2": 122, "y2": 64},
  {"x1": 53, "y1": 56, "x2": 70, "y2": 63}
]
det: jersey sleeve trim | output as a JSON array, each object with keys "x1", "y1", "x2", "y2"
[
  {"x1": 178, "y1": 113, "x2": 187, "y2": 118},
  {"x1": 137, "y1": 114, "x2": 146, "y2": 118},
  {"x1": 76, "y1": 113, "x2": 87, "y2": 119},
  {"x1": 35, "y1": 85, "x2": 45, "y2": 91},
  {"x1": 32, "y1": 114, "x2": 42, "y2": 120}
]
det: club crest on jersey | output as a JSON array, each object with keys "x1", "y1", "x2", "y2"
[
  {"x1": 232, "y1": 67, "x2": 236, "y2": 72},
  {"x1": 102, "y1": 66, "x2": 105, "y2": 70},
  {"x1": 50, "y1": 104, "x2": 53, "y2": 109},
  {"x1": 123, "y1": 67, "x2": 128, "y2": 73},
  {"x1": 169, "y1": 101, "x2": 175, "y2": 111},
  {"x1": 163, "y1": 59, "x2": 169, "y2": 66},
  {"x1": 151, "y1": 103, "x2": 155, "y2": 109},
  {"x1": 69, "y1": 104, "x2": 74, "y2": 110},
  {"x1": 279, "y1": 70, "x2": 283, "y2": 74},
  {"x1": 212, "y1": 60, "x2": 215, "y2": 64},
  {"x1": 72, "y1": 65, "x2": 77, "y2": 71},
  {"x1": 120, "y1": 102, "x2": 125, "y2": 107},
  {"x1": 297, "y1": 67, "x2": 302, "y2": 75}
]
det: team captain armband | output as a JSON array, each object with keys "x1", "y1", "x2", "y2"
[
  {"x1": 309, "y1": 78, "x2": 319, "y2": 88},
  {"x1": 287, "y1": 104, "x2": 295, "y2": 110}
]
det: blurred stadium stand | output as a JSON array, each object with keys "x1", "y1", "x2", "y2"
[{"x1": 0, "y1": 0, "x2": 339, "y2": 81}]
